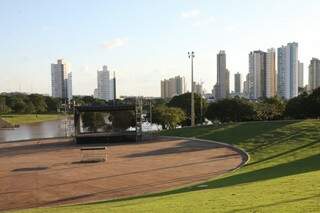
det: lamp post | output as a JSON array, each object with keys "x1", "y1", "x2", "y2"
[{"x1": 188, "y1": 51, "x2": 195, "y2": 127}]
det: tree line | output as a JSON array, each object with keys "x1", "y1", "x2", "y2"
[
  {"x1": 0, "y1": 93, "x2": 114, "y2": 114},
  {"x1": 2, "y1": 87, "x2": 319, "y2": 128},
  {"x1": 0, "y1": 93, "x2": 60, "y2": 114},
  {"x1": 151, "y1": 88, "x2": 320, "y2": 129}
]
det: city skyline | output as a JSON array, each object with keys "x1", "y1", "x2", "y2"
[{"x1": 1, "y1": 0, "x2": 320, "y2": 96}]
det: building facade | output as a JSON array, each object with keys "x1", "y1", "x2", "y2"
[
  {"x1": 243, "y1": 73, "x2": 250, "y2": 98},
  {"x1": 266, "y1": 48, "x2": 276, "y2": 98},
  {"x1": 249, "y1": 50, "x2": 266, "y2": 99},
  {"x1": 67, "y1": 72, "x2": 73, "y2": 100},
  {"x1": 51, "y1": 59, "x2": 72, "y2": 100},
  {"x1": 309, "y1": 58, "x2": 320, "y2": 91},
  {"x1": 96, "y1": 65, "x2": 115, "y2": 101},
  {"x1": 214, "y1": 50, "x2": 229, "y2": 99},
  {"x1": 277, "y1": 42, "x2": 299, "y2": 99},
  {"x1": 234, "y1": 72, "x2": 241, "y2": 95},
  {"x1": 160, "y1": 76, "x2": 186, "y2": 99},
  {"x1": 298, "y1": 61, "x2": 304, "y2": 89}
]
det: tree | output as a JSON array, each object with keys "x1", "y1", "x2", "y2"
[
  {"x1": 24, "y1": 101, "x2": 36, "y2": 113},
  {"x1": 80, "y1": 96, "x2": 106, "y2": 105},
  {"x1": 45, "y1": 96, "x2": 60, "y2": 113},
  {"x1": 206, "y1": 98, "x2": 255, "y2": 122},
  {"x1": 167, "y1": 93, "x2": 207, "y2": 126},
  {"x1": 0, "y1": 96, "x2": 11, "y2": 114},
  {"x1": 307, "y1": 87, "x2": 320, "y2": 117},
  {"x1": 81, "y1": 112, "x2": 106, "y2": 132},
  {"x1": 255, "y1": 97, "x2": 286, "y2": 120},
  {"x1": 285, "y1": 92, "x2": 310, "y2": 119},
  {"x1": 110, "y1": 110, "x2": 136, "y2": 130},
  {"x1": 29, "y1": 94, "x2": 47, "y2": 113},
  {"x1": 10, "y1": 97, "x2": 26, "y2": 113},
  {"x1": 152, "y1": 105, "x2": 186, "y2": 130}
]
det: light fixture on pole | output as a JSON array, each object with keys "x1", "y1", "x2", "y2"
[{"x1": 188, "y1": 51, "x2": 195, "y2": 127}]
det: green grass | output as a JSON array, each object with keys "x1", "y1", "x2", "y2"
[
  {"x1": 1, "y1": 114, "x2": 64, "y2": 125},
  {"x1": 20, "y1": 120, "x2": 320, "y2": 212}
]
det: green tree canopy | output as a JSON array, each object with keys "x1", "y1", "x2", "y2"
[
  {"x1": 110, "y1": 110, "x2": 136, "y2": 130},
  {"x1": 81, "y1": 112, "x2": 106, "y2": 132},
  {"x1": 255, "y1": 97, "x2": 286, "y2": 120},
  {"x1": 167, "y1": 93, "x2": 207, "y2": 126},
  {"x1": 152, "y1": 105, "x2": 186, "y2": 130},
  {"x1": 29, "y1": 94, "x2": 48, "y2": 113},
  {"x1": 206, "y1": 98, "x2": 255, "y2": 122}
]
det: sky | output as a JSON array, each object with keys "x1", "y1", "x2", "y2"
[{"x1": 1, "y1": 0, "x2": 320, "y2": 97}]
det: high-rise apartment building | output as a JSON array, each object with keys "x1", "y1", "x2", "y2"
[
  {"x1": 298, "y1": 61, "x2": 304, "y2": 88},
  {"x1": 160, "y1": 76, "x2": 186, "y2": 99},
  {"x1": 67, "y1": 73, "x2": 73, "y2": 100},
  {"x1": 249, "y1": 50, "x2": 266, "y2": 99},
  {"x1": 214, "y1": 50, "x2": 229, "y2": 99},
  {"x1": 234, "y1": 72, "x2": 241, "y2": 95},
  {"x1": 277, "y1": 42, "x2": 299, "y2": 99},
  {"x1": 266, "y1": 48, "x2": 276, "y2": 97},
  {"x1": 96, "y1": 65, "x2": 115, "y2": 101},
  {"x1": 51, "y1": 59, "x2": 72, "y2": 100},
  {"x1": 308, "y1": 58, "x2": 320, "y2": 91},
  {"x1": 243, "y1": 73, "x2": 250, "y2": 98}
]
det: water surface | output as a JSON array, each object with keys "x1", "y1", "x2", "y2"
[{"x1": 0, "y1": 119, "x2": 71, "y2": 142}]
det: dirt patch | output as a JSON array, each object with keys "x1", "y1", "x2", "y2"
[{"x1": 0, "y1": 137, "x2": 244, "y2": 211}]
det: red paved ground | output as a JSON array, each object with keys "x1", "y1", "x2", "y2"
[{"x1": 0, "y1": 137, "x2": 244, "y2": 211}]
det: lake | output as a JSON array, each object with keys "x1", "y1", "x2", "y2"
[
  {"x1": 0, "y1": 119, "x2": 72, "y2": 142},
  {"x1": 0, "y1": 119, "x2": 160, "y2": 142}
]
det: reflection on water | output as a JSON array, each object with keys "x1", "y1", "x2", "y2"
[
  {"x1": 0, "y1": 119, "x2": 72, "y2": 142},
  {"x1": 0, "y1": 119, "x2": 161, "y2": 142}
]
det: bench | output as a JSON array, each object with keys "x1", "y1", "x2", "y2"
[{"x1": 80, "y1": 146, "x2": 107, "y2": 163}]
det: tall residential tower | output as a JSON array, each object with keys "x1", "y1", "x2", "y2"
[
  {"x1": 96, "y1": 65, "x2": 115, "y2": 101},
  {"x1": 249, "y1": 50, "x2": 266, "y2": 99},
  {"x1": 234, "y1": 72, "x2": 241, "y2": 95},
  {"x1": 51, "y1": 59, "x2": 72, "y2": 100},
  {"x1": 277, "y1": 42, "x2": 299, "y2": 99},
  {"x1": 309, "y1": 58, "x2": 320, "y2": 91},
  {"x1": 214, "y1": 50, "x2": 229, "y2": 99},
  {"x1": 266, "y1": 48, "x2": 276, "y2": 97},
  {"x1": 161, "y1": 76, "x2": 186, "y2": 99},
  {"x1": 298, "y1": 61, "x2": 304, "y2": 89}
]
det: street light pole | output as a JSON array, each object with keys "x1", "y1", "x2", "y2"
[{"x1": 188, "y1": 51, "x2": 195, "y2": 127}]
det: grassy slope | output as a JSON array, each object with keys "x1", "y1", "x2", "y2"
[
  {"x1": 21, "y1": 120, "x2": 320, "y2": 212},
  {"x1": 1, "y1": 114, "x2": 64, "y2": 125}
]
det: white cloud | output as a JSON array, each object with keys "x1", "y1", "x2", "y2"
[
  {"x1": 102, "y1": 37, "x2": 128, "y2": 49},
  {"x1": 180, "y1": 9, "x2": 200, "y2": 19}
]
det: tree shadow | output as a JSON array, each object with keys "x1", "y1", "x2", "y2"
[
  {"x1": 124, "y1": 140, "x2": 220, "y2": 158},
  {"x1": 246, "y1": 140, "x2": 319, "y2": 167},
  {"x1": 228, "y1": 194, "x2": 320, "y2": 212},
  {"x1": 88, "y1": 151, "x2": 320, "y2": 206},
  {"x1": 0, "y1": 140, "x2": 77, "y2": 157},
  {"x1": 197, "y1": 121, "x2": 298, "y2": 146},
  {"x1": 204, "y1": 152, "x2": 320, "y2": 189}
]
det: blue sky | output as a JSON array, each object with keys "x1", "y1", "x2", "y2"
[{"x1": 1, "y1": 0, "x2": 320, "y2": 96}]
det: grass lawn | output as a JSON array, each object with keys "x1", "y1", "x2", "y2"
[
  {"x1": 20, "y1": 120, "x2": 320, "y2": 212},
  {"x1": 1, "y1": 114, "x2": 65, "y2": 125}
]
